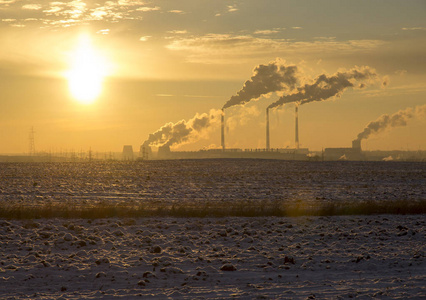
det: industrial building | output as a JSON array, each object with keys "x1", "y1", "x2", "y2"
[
  {"x1": 138, "y1": 106, "x2": 426, "y2": 162},
  {"x1": 323, "y1": 140, "x2": 363, "y2": 161},
  {"x1": 122, "y1": 145, "x2": 134, "y2": 161}
]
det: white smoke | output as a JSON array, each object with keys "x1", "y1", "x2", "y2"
[
  {"x1": 142, "y1": 109, "x2": 221, "y2": 150},
  {"x1": 268, "y1": 66, "x2": 379, "y2": 110},
  {"x1": 223, "y1": 59, "x2": 299, "y2": 109},
  {"x1": 355, "y1": 104, "x2": 426, "y2": 142}
]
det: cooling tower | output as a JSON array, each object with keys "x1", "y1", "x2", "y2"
[
  {"x1": 221, "y1": 109, "x2": 225, "y2": 151},
  {"x1": 352, "y1": 139, "x2": 361, "y2": 151},
  {"x1": 122, "y1": 145, "x2": 134, "y2": 161},
  {"x1": 266, "y1": 108, "x2": 270, "y2": 150},
  {"x1": 295, "y1": 106, "x2": 299, "y2": 149}
]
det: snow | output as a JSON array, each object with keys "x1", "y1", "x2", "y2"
[
  {"x1": 0, "y1": 160, "x2": 425, "y2": 298},
  {"x1": 0, "y1": 216, "x2": 424, "y2": 299},
  {"x1": 0, "y1": 160, "x2": 424, "y2": 208}
]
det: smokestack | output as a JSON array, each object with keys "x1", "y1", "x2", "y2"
[
  {"x1": 266, "y1": 108, "x2": 270, "y2": 150},
  {"x1": 221, "y1": 109, "x2": 225, "y2": 151},
  {"x1": 295, "y1": 106, "x2": 299, "y2": 149}
]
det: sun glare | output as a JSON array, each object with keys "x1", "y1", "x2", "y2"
[{"x1": 66, "y1": 34, "x2": 108, "y2": 104}]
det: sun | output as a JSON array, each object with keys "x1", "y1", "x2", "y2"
[{"x1": 66, "y1": 34, "x2": 108, "y2": 104}]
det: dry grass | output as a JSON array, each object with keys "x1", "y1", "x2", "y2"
[{"x1": 0, "y1": 199, "x2": 425, "y2": 219}]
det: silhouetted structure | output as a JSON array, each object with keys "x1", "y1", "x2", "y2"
[
  {"x1": 28, "y1": 127, "x2": 36, "y2": 156},
  {"x1": 266, "y1": 108, "x2": 270, "y2": 150},
  {"x1": 221, "y1": 109, "x2": 225, "y2": 151},
  {"x1": 295, "y1": 106, "x2": 299, "y2": 149},
  {"x1": 122, "y1": 145, "x2": 134, "y2": 161}
]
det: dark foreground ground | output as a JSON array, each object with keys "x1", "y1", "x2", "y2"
[{"x1": 0, "y1": 215, "x2": 425, "y2": 299}]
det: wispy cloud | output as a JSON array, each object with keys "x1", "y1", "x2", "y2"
[
  {"x1": 394, "y1": 69, "x2": 407, "y2": 76},
  {"x1": 254, "y1": 29, "x2": 281, "y2": 35},
  {"x1": 168, "y1": 10, "x2": 184, "y2": 14},
  {"x1": 96, "y1": 29, "x2": 110, "y2": 35},
  {"x1": 0, "y1": 0, "x2": 163, "y2": 28},
  {"x1": 136, "y1": 6, "x2": 160, "y2": 12},
  {"x1": 314, "y1": 36, "x2": 336, "y2": 40},
  {"x1": 402, "y1": 27, "x2": 426, "y2": 31},
  {"x1": 292, "y1": 27, "x2": 303, "y2": 30},
  {"x1": 227, "y1": 5, "x2": 238, "y2": 12},
  {"x1": 22, "y1": 4, "x2": 42, "y2": 10},
  {"x1": 215, "y1": 4, "x2": 238, "y2": 17},
  {"x1": 167, "y1": 30, "x2": 188, "y2": 34},
  {"x1": 139, "y1": 36, "x2": 151, "y2": 42},
  {"x1": 166, "y1": 33, "x2": 385, "y2": 63}
]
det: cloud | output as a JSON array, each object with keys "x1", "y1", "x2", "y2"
[
  {"x1": 0, "y1": 0, "x2": 159, "y2": 27},
  {"x1": 167, "y1": 30, "x2": 188, "y2": 34},
  {"x1": 136, "y1": 6, "x2": 160, "y2": 12},
  {"x1": 360, "y1": 83, "x2": 426, "y2": 98},
  {"x1": 166, "y1": 33, "x2": 385, "y2": 63},
  {"x1": 314, "y1": 36, "x2": 336, "y2": 40},
  {"x1": 215, "y1": 4, "x2": 238, "y2": 17},
  {"x1": 22, "y1": 4, "x2": 42, "y2": 10},
  {"x1": 139, "y1": 36, "x2": 151, "y2": 42},
  {"x1": 394, "y1": 69, "x2": 407, "y2": 76},
  {"x1": 292, "y1": 27, "x2": 302, "y2": 30},
  {"x1": 0, "y1": 0, "x2": 177, "y2": 27},
  {"x1": 109, "y1": 0, "x2": 146, "y2": 7},
  {"x1": 227, "y1": 5, "x2": 238, "y2": 12},
  {"x1": 254, "y1": 29, "x2": 281, "y2": 35},
  {"x1": 168, "y1": 10, "x2": 184, "y2": 14},
  {"x1": 96, "y1": 29, "x2": 110, "y2": 35},
  {"x1": 402, "y1": 27, "x2": 426, "y2": 31},
  {"x1": 43, "y1": 5, "x2": 63, "y2": 14},
  {"x1": 41, "y1": 0, "x2": 87, "y2": 20}
]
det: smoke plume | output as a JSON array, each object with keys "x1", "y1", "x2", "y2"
[
  {"x1": 142, "y1": 109, "x2": 221, "y2": 150},
  {"x1": 268, "y1": 66, "x2": 378, "y2": 110},
  {"x1": 222, "y1": 59, "x2": 299, "y2": 109},
  {"x1": 355, "y1": 104, "x2": 426, "y2": 142}
]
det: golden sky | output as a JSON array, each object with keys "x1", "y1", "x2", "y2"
[{"x1": 0, "y1": 0, "x2": 425, "y2": 154}]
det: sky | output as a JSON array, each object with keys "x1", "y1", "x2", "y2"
[{"x1": 0, "y1": 0, "x2": 425, "y2": 154}]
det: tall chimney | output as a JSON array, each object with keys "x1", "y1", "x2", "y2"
[
  {"x1": 266, "y1": 108, "x2": 270, "y2": 150},
  {"x1": 295, "y1": 106, "x2": 299, "y2": 149},
  {"x1": 221, "y1": 109, "x2": 225, "y2": 151}
]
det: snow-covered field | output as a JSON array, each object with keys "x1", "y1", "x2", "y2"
[
  {"x1": 0, "y1": 160, "x2": 424, "y2": 207},
  {"x1": 0, "y1": 216, "x2": 425, "y2": 299},
  {"x1": 0, "y1": 160, "x2": 425, "y2": 298}
]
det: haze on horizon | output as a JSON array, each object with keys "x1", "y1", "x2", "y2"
[{"x1": 0, "y1": 0, "x2": 425, "y2": 154}]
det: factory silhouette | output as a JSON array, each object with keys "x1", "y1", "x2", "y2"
[
  {"x1": 134, "y1": 60, "x2": 425, "y2": 162},
  {"x1": 139, "y1": 105, "x2": 363, "y2": 161}
]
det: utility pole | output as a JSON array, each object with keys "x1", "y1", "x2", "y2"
[{"x1": 29, "y1": 127, "x2": 36, "y2": 156}]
